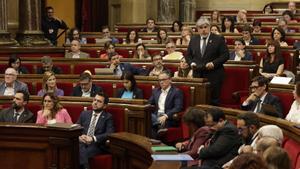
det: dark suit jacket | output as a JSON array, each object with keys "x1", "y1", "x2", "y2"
[
  {"x1": 241, "y1": 92, "x2": 283, "y2": 118},
  {"x1": 71, "y1": 84, "x2": 103, "y2": 97},
  {"x1": 0, "y1": 107, "x2": 35, "y2": 123},
  {"x1": 77, "y1": 110, "x2": 114, "y2": 145},
  {"x1": 117, "y1": 63, "x2": 148, "y2": 76},
  {"x1": 116, "y1": 87, "x2": 143, "y2": 99},
  {"x1": 148, "y1": 85, "x2": 183, "y2": 125},
  {"x1": 229, "y1": 51, "x2": 253, "y2": 61},
  {"x1": 186, "y1": 34, "x2": 229, "y2": 79},
  {"x1": 249, "y1": 37, "x2": 260, "y2": 45},
  {"x1": 199, "y1": 121, "x2": 242, "y2": 168}
]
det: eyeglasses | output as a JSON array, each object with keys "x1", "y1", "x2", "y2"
[
  {"x1": 249, "y1": 85, "x2": 260, "y2": 90},
  {"x1": 5, "y1": 73, "x2": 16, "y2": 76},
  {"x1": 198, "y1": 26, "x2": 208, "y2": 29}
]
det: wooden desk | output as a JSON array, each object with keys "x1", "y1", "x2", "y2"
[
  {"x1": 0, "y1": 123, "x2": 82, "y2": 169},
  {"x1": 109, "y1": 132, "x2": 181, "y2": 169}
]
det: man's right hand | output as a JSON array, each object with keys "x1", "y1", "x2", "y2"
[
  {"x1": 191, "y1": 62, "x2": 197, "y2": 70},
  {"x1": 245, "y1": 93, "x2": 258, "y2": 104}
]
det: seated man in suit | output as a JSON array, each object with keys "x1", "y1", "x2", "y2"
[
  {"x1": 241, "y1": 76, "x2": 283, "y2": 118},
  {"x1": 77, "y1": 91, "x2": 114, "y2": 169},
  {"x1": 0, "y1": 68, "x2": 29, "y2": 96},
  {"x1": 141, "y1": 18, "x2": 159, "y2": 33},
  {"x1": 108, "y1": 52, "x2": 147, "y2": 76},
  {"x1": 65, "y1": 39, "x2": 90, "y2": 58},
  {"x1": 37, "y1": 56, "x2": 62, "y2": 74},
  {"x1": 149, "y1": 71, "x2": 183, "y2": 138},
  {"x1": 148, "y1": 55, "x2": 171, "y2": 77},
  {"x1": 72, "y1": 71, "x2": 103, "y2": 97},
  {"x1": 0, "y1": 90, "x2": 35, "y2": 123},
  {"x1": 163, "y1": 41, "x2": 184, "y2": 60}
]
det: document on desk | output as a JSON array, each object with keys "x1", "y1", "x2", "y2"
[{"x1": 151, "y1": 154, "x2": 193, "y2": 161}]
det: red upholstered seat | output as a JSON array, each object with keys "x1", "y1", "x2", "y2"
[
  {"x1": 93, "y1": 82, "x2": 115, "y2": 97},
  {"x1": 116, "y1": 49, "x2": 131, "y2": 58},
  {"x1": 22, "y1": 63, "x2": 34, "y2": 74},
  {"x1": 27, "y1": 103, "x2": 41, "y2": 117},
  {"x1": 81, "y1": 49, "x2": 100, "y2": 58},
  {"x1": 106, "y1": 106, "x2": 125, "y2": 132},
  {"x1": 90, "y1": 154, "x2": 112, "y2": 169},
  {"x1": 137, "y1": 83, "x2": 154, "y2": 99},
  {"x1": 284, "y1": 139, "x2": 300, "y2": 169},
  {"x1": 86, "y1": 37, "x2": 96, "y2": 44},
  {"x1": 55, "y1": 63, "x2": 71, "y2": 74},
  {"x1": 272, "y1": 91, "x2": 293, "y2": 118},
  {"x1": 73, "y1": 64, "x2": 106, "y2": 74},
  {"x1": 18, "y1": 53, "x2": 64, "y2": 58},
  {"x1": 296, "y1": 155, "x2": 300, "y2": 169}
]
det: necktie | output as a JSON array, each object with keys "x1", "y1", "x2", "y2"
[
  {"x1": 87, "y1": 114, "x2": 98, "y2": 136},
  {"x1": 13, "y1": 113, "x2": 20, "y2": 122},
  {"x1": 255, "y1": 99, "x2": 262, "y2": 113},
  {"x1": 201, "y1": 37, "x2": 207, "y2": 56}
]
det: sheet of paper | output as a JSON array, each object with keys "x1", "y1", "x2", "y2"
[
  {"x1": 270, "y1": 77, "x2": 292, "y2": 85},
  {"x1": 151, "y1": 154, "x2": 193, "y2": 161}
]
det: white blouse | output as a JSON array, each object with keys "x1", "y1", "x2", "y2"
[{"x1": 286, "y1": 100, "x2": 300, "y2": 123}]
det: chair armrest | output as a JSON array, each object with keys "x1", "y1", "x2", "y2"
[
  {"x1": 232, "y1": 90, "x2": 249, "y2": 104},
  {"x1": 172, "y1": 111, "x2": 184, "y2": 122}
]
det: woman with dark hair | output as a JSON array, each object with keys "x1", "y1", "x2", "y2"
[
  {"x1": 221, "y1": 16, "x2": 239, "y2": 33},
  {"x1": 100, "y1": 41, "x2": 123, "y2": 59},
  {"x1": 229, "y1": 38, "x2": 253, "y2": 61},
  {"x1": 211, "y1": 10, "x2": 222, "y2": 24},
  {"x1": 271, "y1": 27, "x2": 288, "y2": 47},
  {"x1": 286, "y1": 82, "x2": 300, "y2": 123},
  {"x1": 175, "y1": 108, "x2": 210, "y2": 163},
  {"x1": 116, "y1": 72, "x2": 143, "y2": 99},
  {"x1": 8, "y1": 54, "x2": 28, "y2": 74},
  {"x1": 241, "y1": 25, "x2": 259, "y2": 46},
  {"x1": 210, "y1": 24, "x2": 221, "y2": 35},
  {"x1": 37, "y1": 71, "x2": 64, "y2": 96},
  {"x1": 263, "y1": 3, "x2": 274, "y2": 14},
  {"x1": 36, "y1": 93, "x2": 72, "y2": 124},
  {"x1": 263, "y1": 147, "x2": 291, "y2": 169},
  {"x1": 157, "y1": 29, "x2": 169, "y2": 44},
  {"x1": 133, "y1": 43, "x2": 151, "y2": 59},
  {"x1": 171, "y1": 20, "x2": 182, "y2": 32},
  {"x1": 174, "y1": 57, "x2": 193, "y2": 78},
  {"x1": 66, "y1": 27, "x2": 86, "y2": 44},
  {"x1": 125, "y1": 29, "x2": 139, "y2": 44},
  {"x1": 282, "y1": 10, "x2": 298, "y2": 24},
  {"x1": 259, "y1": 40, "x2": 284, "y2": 78},
  {"x1": 229, "y1": 153, "x2": 268, "y2": 169}
]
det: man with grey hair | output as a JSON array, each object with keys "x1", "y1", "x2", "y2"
[
  {"x1": 37, "y1": 56, "x2": 62, "y2": 74},
  {"x1": 186, "y1": 17, "x2": 229, "y2": 105},
  {"x1": 0, "y1": 68, "x2": 29, "y2": 95}
]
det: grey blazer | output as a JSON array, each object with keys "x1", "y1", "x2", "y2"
[
  {"x1": 65, "y1": 51, "x2": 90, "y2": 58},
  {"x1": 0, "y1": 80, "x2": 29, "y2": 95}
]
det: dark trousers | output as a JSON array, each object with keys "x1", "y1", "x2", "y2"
[{"x1": 79, "y1": 143, "x2": 107, "y2": 167}]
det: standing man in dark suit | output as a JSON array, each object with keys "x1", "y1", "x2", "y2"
[
  {"x1": 0, "y1": 90, "x2": 35, "y2": 123},
  {"x1": 72, "y1": 71, "x2": 103, "y2": 97},
  {"x1": 186, "y1": 17, "x2": 229, "y2": 105},
  {"x1": 241, "y1": 76, "x2": 283, "y2": 118},
  {"x1": 77, "y1": 91, "x2": 114, "y2": 169},
  {"x1": 149, "y1": 71, "x2": 183, "y2": 137}
]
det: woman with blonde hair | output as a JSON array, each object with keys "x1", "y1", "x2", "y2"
[
  {"x1": 37, "y1": 71, "x2": 64, "y2": 96},
  {"x1": 176, "y1": 25, "x2": 192, "y2": 46},
  {"x1": 36, "y1": 93, "x2": 72, "y2": 124}
]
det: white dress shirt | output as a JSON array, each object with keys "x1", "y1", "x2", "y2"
[
  {"x1": 286, "y1": 100, "x2": 300, "y2": 123},
  {"x1": 4, "y1": 83, "x2": 15, "y2": 96},
  {"x1": 81, "y1": 88, "x2": 91, "y2": 97},
  {"x1": 157, "y1": 86, "x2": 171, "y2": 117}
]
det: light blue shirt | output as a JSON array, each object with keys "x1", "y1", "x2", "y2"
[{"x1": 121, "y1": 91, "x2": 133, "y2": 99}]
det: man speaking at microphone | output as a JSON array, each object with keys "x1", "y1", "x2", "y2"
[
  {"x1": 186, "y1": 17, "x2": 229, "y2": 106},
  {"x1": 42, "y1": 6, "x2": 68, "y2": 46}
]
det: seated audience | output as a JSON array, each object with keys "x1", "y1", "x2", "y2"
[
  {"x1": 116, "y1": 72, "x2": 143, "y2": 99},
  {"x1": 125, "y1": 29, "x2": 139, "y2": 45},
  {"x1": 241, "y1": 76, "x2": 283, "y2": 118},
  {"x1": 108, "y1": 52, "x2": 146, "y2": 76},
  {"x1": 228, "y1": 153, "x2": 268, "y2": 169},
  {"x1": 271, "y1": 27, "x2": 288, "y2": 47},
  {"x1": 263, "y1": 3, "x2": 274, "y2": 14},
  {"x1": 260, "y1": 40, "x2": 284, "y2": 79},
  {"x1": 236, "y1": 9, "x2": 248, "y2": 24},
  {"x1": 149, "y1": 71, "x2": 183, "y2": 138},
  {"x1": 148, "y1": 55, "x2": 170, "y2": 77},
  {"x1": 8, "y1": 55, "x2": 28, "y2": 74},
  {"x1": 133, "y1": 43, "x2": 151, "y2": 59},
  {"x1": 198, "y1": 108, "x2": 242, "y2": 169},
  {"x1": 254, "y1": 125, "x2": 283, "y2": 148},
  {"x1": 76, "y1": 92, "x2": 114, "y2": 169},
  {"x1": 211, "y1": 10, "x2": 222, "y2": 24},
  {"x1": 263, "y1": 146, "x2": 291, "y2": 169},
  {"x1": 65, "y1": 27, "x2": 86, "y2": 44},
  {"x1": 286, "y1": 81, "x2": 300, "y2": 123},
  {"x1": 175, "y1": 108, "x2": 210, "y2": 162},
  {"x1": 141, "y1": 18, "x2": 159, "y2": 33},
  {"x1": 157, "y1": 29, "x2": 169, "y2": 44},
  {"x1": 99, "y1": 25, "x2": 119, "y2": 44},
  {"x1": 72, "y1": 71, "x2": 103, "y2": 97},
  {"x1": 100, "y1": 41, "x2": 117, "y2": 59},
  {"x1": 0, "y1": 68, "x2": 29, "y2": 96},
  {"x1": 176, "y1": 25, "x2": 192, "y2": 46},
  {"x1": 37, "y1": 56, "x2": 62, "y2": 74},
  {"x1": 0, "y1": 90, "x2": 34, "y2": 123},
  {"x1": 229, "y1": 38, "x2": 253, "y2": 61},
  {"x1": 36, "y1": 93, "x2": 72, "y2": 124},
  {"x1": 163, "y1": 41, "x2": 184, "y2": 60},
  {"x1": 171, "y1": 20, "x2": 182, "y2": 32},
  {"x1": 278, "y1": 19, "x2": 295, "y2": 33},
  {"x1": 37, "y1": 71, "x2": 64, "y2": 96},
  {"x1": 282, "y1": 10, "x2": 298, "y2": 24},
  {"x1": 252, "y1": 20, "x2": 262, "y2": 34},
  {"x1": 241, "y1": 25, "x2": 259, "y2": 46},
  {"x1": 221, "y1": 16, "x2": 239, "y2": 33},
  {"x1": 210, "y1": 24, "x2": 221, "y2": 35},
  {"x1": 174, "y1": 57, "x2": 193, "y2": 78},
  {"x1": 288, "y1": 1, "x2": 297, "y2": 15},
  {"x1": 65, "y1": 39, "x2": 90, "y2": 58}
]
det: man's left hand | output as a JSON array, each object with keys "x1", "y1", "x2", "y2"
[
  {"x1": 158, "y1": 115, "x2": 168, "y2": 126},
  {"x1": 205, "y1": 62, "x2": 214, "y2": 70}
]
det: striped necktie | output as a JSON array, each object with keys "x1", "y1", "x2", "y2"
[{"x1": 87, "y1": 114, "x2": 98, "y2": 136}]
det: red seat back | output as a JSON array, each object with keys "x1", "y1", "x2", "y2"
[
  {"x1": 93, "y1": 82, "x2": 114, "y2": 97},
  {"x1": 106, "y1": 106, "x2": 125, "y2": 132},
  {"x1": 272, "y1": 91, "x2": 294, "y2": 118},
  {"x1": 73, "y1": 64, "x2": 106, "y2": 74},
  {"x1": 284, "y1": 139, "x2": 300, "y2": 169}
]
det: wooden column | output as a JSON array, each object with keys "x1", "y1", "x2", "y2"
[
  {"x1": 179, "y1": 0, "x2": 196, "y2": 22},
  {"x1": 157, "y1": 0, "x2": 177, "y2": 22},
  {"x1": 0, "y1": 0, "x2": 18, "y2": 46}
]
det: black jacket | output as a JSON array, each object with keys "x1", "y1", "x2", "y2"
[
  {"x1": 116, "y1": 87, "x2": 143, "y2": 99},
  {"x1": 72, "y1": 84, "x2": 103, "y2": 97},
  {"x1": 0, "y1": 107, "x2": 35, "y2": 123}
]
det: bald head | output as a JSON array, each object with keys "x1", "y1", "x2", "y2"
[{"x1": 5, "y1": 68, "x2": 17, "y2": 85}]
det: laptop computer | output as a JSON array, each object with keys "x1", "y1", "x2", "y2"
[{"x1": 94, "y1": 68, "x2": 114, "y2": 75}]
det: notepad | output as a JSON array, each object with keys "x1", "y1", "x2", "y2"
[
  {"x1": 151, "y1": 146, "x2": 177, "y2": 152},
  {"x1": 151, "y1": 154, "x2": 193, "y2": 161}
]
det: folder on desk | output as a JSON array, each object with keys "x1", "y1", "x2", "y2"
[
  {"x1": 151, "y1": 146, "x2": 177, "y2": 152},
  {"x1": 151, "y1": 154, "x2": 193, "y2": 161}
]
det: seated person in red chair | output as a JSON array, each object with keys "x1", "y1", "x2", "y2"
[
  {"x1": 37, "y1": 56, "x2": 62, "y2": 74},
  {"x1": 0, "y1": 90, "x2": 35, "y2": 123},
  {"x1": 77, "y1": 92, "x2": 114, "y2": 169},
  {"x1": 148, "y1": 71, "x2": 183, "y2": 138},
  {"x1": 72, "y1": 71, "x2": 103, "y2": 97},
  {"x1": 241, "y1": 76, "x2": 283, "y2": 118},
  {"x1": 116, "y1": 71, "x2": 143, "y2": 99},
  {"x1": 148, "y1": 55, "x2": 171, "y2": 77}
]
